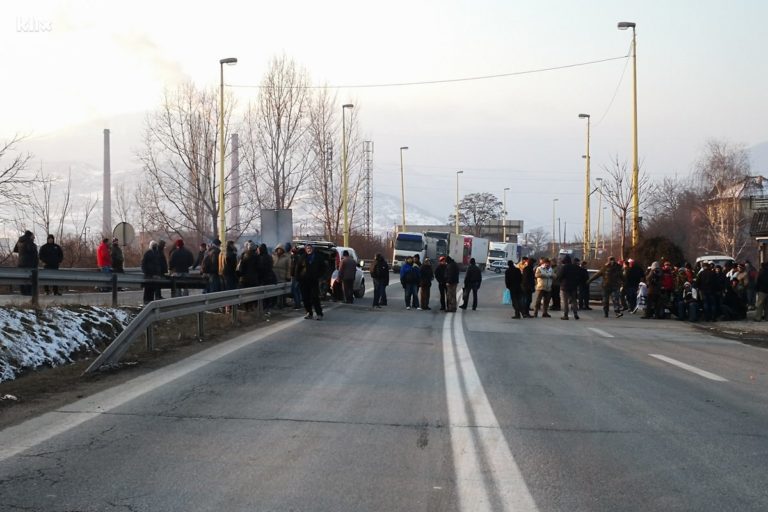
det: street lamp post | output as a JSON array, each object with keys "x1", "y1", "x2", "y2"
[
  {"x1": 578, "y1": 113, "x2": 591, "y2": 260},
  {"x1": 552, "y1": 198, "x2": 559, "y2": 258},
  {"x1": 218, "y1": 57, "x2": 237, "y2": 241},
  {"x1": 399, "y1": 146, "x2": 408, "y2": 231},
  {"x1": 594, "y1": 178, "x2": 603, "y2": 260},
  {"x1": 618, "y1": 21, "x2": 639, "y2": 249},
  {"x1": 503, "y1": 187, "x2": 510, "y2": 242},
  {"x1": 455, "y1": 171, "x2": 464, "y2": 235},
  {"x1": 342, "y1": 103, "x2": 354, "y2": 247}
]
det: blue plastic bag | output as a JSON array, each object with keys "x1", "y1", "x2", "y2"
[{"x1": 502, "y1": 289, "x2": 512, "y2": 305}]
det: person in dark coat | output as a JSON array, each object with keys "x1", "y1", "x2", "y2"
[
  {"x1": 445, "y1": 256, "x2": 460, "y2": 312},
  {"x1": 221, "y1": 241, "x2": 239, "y2": 291},
  {"x1": 623, "y1": 258, "x2": 644, "y2": 312},
  {"x1": 202, "y1": 239, "x2": 222, "y2": 293},
  {"x1": 237, "y1": 242, "x2": 260, "y2": 288},
  {"x1": 576, "y1": 259, "x2": 591, "y2": 310},
  {"x1": 399, "y1": 257, "x2": 420, "y2": 310},
  {"x1": 434, "y1": 256, "x2": 448, "y2": 310},
  {"x1": 505, "y1": 260, "x2": 524, "y2": 319},
  {"x1": 297, "y1": 243, "x2": 327, "y2": 319},
  {"x1": 588, "y1": 256, "x2": 625, "y2": 318},
  {"x1": 753, "y1": 261, "x2": 768, "y2": 322},
  {"x1": 168, "y1": 239, "x2": 194, "y2": 297},
  {"x1": 141, "y1": 241, "x2": 163, "y2": 304},
  {"x1": 110, "y1": 238, "x2": 125, "y2": 273},
  {"x1": 460, "y1": 258, "x2": 482, "y2": 310},
  {"x1": 192, "y1": 242, "x2": 207, "y2": 270},
  {"x1": 154, "y1": 239, "x2": 169, "y2": 299},
  {"x1": 556, "y1": 254, "x2": 581, "y2": 320},
  {"x1": 419, "y1": 258, "x2": 434, "y2": 310},
  {"x1": 521, "y1": 257, "x2": 535, "y2": 314},
  {"x1": 39, "y1": 234, "x2": 64, "y2": 295},
  {"x1": 371, "y1": 253, "x2": 390, "y2": 308},
  {"x1": 339, "y1": 250, "x2": 357, "y2": 304},
  {"x1": 13, "y1": 230, "x2": 38, "y2": 296}
]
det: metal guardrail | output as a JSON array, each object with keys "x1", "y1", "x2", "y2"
[
  {"x1": 0, "y1": 268, "x2": 207, "y2": 307},
  {"x1": 83, "y1": 282, "x2": 291, "y2": 374}
]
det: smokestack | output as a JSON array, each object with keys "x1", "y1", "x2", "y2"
[
  {"x1": 230, "y1": 133, "x2": 240, "y2": 232},
  {"x1": 103, "y1": 129, "x2": 111, "y2": 237}
]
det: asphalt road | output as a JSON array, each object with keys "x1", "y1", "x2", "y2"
[{"x1": 1, "y1": 275, "x2": 767, "y2": 511}]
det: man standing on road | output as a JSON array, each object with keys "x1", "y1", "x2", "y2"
[
  {"x1": 460, "y1": 258, "x2": 482, "y2": 310},
  {"x1": 521, "y1": 257, "x2": 536, "y2": 315},
  {"x1": 576, "y1": 259, "x2": 592, "y2": 310},
  {"x1": 371, "y1": 253, "x2": 390, "y2": 308},
  {"x1": 505, "y1": 259, "x2": 524, "y2": 319},
  {"x1": 39, "y1": 234, "x2": 63, "y2": 296},
  {"x1": 110, "y1": 238, "x2": 124, "y2": 273},
  {"x1": 297, "y1": 243, "x2": 326, "y2": 320},
  {"x1": 339, "y1": 250, "x2": 357, "y2": 304},
  {"x1": 589, "y1": 256, "x2": 625, "y2": 318},
  {"x1": 141, "y1": 241, "x2": 162, "y2": 305},
  {"x1": 434, "y1": 256, "x2": 448, "y2": 311},
  {"x1": 445, "y1": 256, "x2": 460, "y2": 312},
  {"x1": 419, "y1": 257, "x2": 434, "y2": 310},
  {"x1": 623, "y1": 258, "x2": 643, "y2": 312},
  {"x1": 533, "y1": 258, "x2": 553, "y2": 318},
  {"x1": 556, "y1": 254, "x2": 580, "y2": 320},
  {"x1": 168, "y1": 239, "x2": 194, "y2": 297},
  {"x1": 399, "y1": 256, "x2": 420, "y2": 310}
]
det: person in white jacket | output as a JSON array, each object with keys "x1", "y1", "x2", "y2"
[{"x1": 534, "y1": 258, "x2": 554, "y2": 318}]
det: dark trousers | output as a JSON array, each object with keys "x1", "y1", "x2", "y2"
[
  {"x1": 404, "y1": 283, "x2": 418, "y2": 308},
  {"x1": 342, "y1": 278, "x2": 355, "y2": 304},
  {"x1": 420, "y1": 284, "x2": 431, "y2": 309},
  {"x1": 446, "y1": 283, "x2": 458, "y2": 311},
  {"x1": 438, "y1": 282, "x2": 447, "y2": 309},
  {"x1": 461, "y1": 284, "x2": 479, "y2": 310},
  {"x1": 624, "y1": 286, "x2": 638, "y2": 311},
  {"x1": 373, "y1": 279, "x2": 388, "y2": 306},
  {"x1": 578, "y1": 284, "x2": 590, "y2": 309},
  {"x1": 510, "y1": 289, "x2": 523, "y2": 317},
  {"x1": 143, "y1": 274, "x2": 158, "y2": 304},
  {"x1": 300, "y1": 279, "x2": 323, "y2": 316},
  {"x1": 560, "y1": 289, "x2": 578, "y2": 318}
]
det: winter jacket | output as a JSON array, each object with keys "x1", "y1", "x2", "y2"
[
  {"x1": 237, "y1": 249, "x2": 260, "y2": 287},
  {"x1": 434, "y1": 262, "x2": 447, "y2": 285},
  {"x1": 256, "y1": 246, "x2": 277, "y2": 285},
  {"x1": 419, "y1": 262, "x2": 434, "y2": 287},
  {"x1": 169, "y1": 246, "x2": 194, "y2": 274},
  {"x1": 39, "y1": 242, "x2": 63, "y2": 269},
  {"x1": 111, "y1": 244, "x2": 124, "y2": 272},
  {"x1": 463, "y1": 264, "x2": 482, "y2": 289},
  {"x1": 400, "y1": 262, "x2": 421, "y2": 285},
  {"x1": 96, "y1": 241, "x2": 112, "y2": 268},
  {"x1": 522, "y1": 264, "x2": 535, "y2": 292},
  {"x1": 201, "y1": 246, "x2": 221, "y2": 276},
  {"x1": 13, "y1": 234, "x2": 38, "y2": 268},
  {"x1": 756, "y1": 264, "x2": 768, "y2": 294},
  {"x1": 556, "y1": 262, "x2": 582, "y2": 292},
  {"x1": 505, "y1": 265, "x2": 522, "y2": 292},
  {"x1": 273, "y1": 253, "x2": 290, "y2": 283},
  {"x1": 535, "y1": 265, "x2": 554, "y2": 292},
  {"x1": 141, "y1": 247, "x2": 163, "y2": 276},
  {"x1": 445, "y1": 261, "x2": 460, "y2": 285},
  {"x1": 340, "y1": 256, "x2": 358, "y2": 281},
  {"x1": 589, "y1": 262, "x2": 623, "y2": 291},
  {"x1": 297, "y1": 250, "x2": 327, "y2": 282},
  {"x1": 624, "y1": 265, "x2": 644, "y2": 288},
  {"x1": 371, "y1": 258, "x2": 390, "y2": 285}
]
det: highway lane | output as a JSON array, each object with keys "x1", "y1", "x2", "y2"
[{"x1": 1, "y1": 274, "x2": 767, "y2": 511}]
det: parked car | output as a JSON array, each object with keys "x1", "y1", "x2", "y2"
[
  {"x1": 330, "y1": 246, "x2": 366, "y2": 299},
  {"x1": 695, "y1": 255, "x2": 736, "y2": 269},
  {"x1": 588, "y1": 269, "x2": 603, "y2": 301},
  {"x1": 490, "y1": 260, "x2": 509, "y2": 273}
]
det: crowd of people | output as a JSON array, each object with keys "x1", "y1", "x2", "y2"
[
  {"x1": 10, "y1": 229, "x2": 768, "y2": 325},
  {"x1": 503, "y1": 255, "x2": 768, "y2": 323}
]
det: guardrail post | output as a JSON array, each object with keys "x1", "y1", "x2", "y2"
[
  {"x1": 231, "y1": 303, "x2": 238, "y2": 324},
  {"x1": 111, "y1": 273, "x2": 118, "y2": 307},
  {"x1": 146, "y1": 324, "x2": 154, "y2": 351},
  {"x1": 170, "y1": 275, "x2": 177, "y2": 298},
  {"x1": 197, "y1": 312, "x2": 205, "y2": 341},
  {"x1": 257, "y1": 299, "x2": 263, "y2": 320},
  {"x1": 31, "y1": 268, "x2": 39, "y2": 307}
]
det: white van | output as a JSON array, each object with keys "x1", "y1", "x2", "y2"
[{"x1": 695, "y1": 255, "x2": 736, "y2": 269}]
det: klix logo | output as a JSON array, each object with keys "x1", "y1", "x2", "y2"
[{"x1": 16, "y1": 16, "x2": 53, "y2": 33}]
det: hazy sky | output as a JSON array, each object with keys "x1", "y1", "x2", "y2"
[{"x1": 3, "y1": 0, "x2": 767, "y2": 236}]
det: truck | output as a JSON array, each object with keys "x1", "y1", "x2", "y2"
[
  {"x1": 447, "y1": 233, "x2": 490, "y2": 271},
  {"x1": 424, "y1": 231, "x2": 450, "y2": 261},
  {"x1": 392, "y1": 232, "x2": 426, "y2": 272},
  {"x1": 486, "y1": 242, "x2": 521, "y2": 268}
]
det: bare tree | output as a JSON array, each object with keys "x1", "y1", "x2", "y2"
[
  {"x1": 451, "y1": 192, "x2": 503, "y2": 236},
  {"x1": 304, "y1": 87, "x2": 365, "y2": 239},
  {"x1": 138, "y1": 82, "x2": 257, "y2": 241},
  {"x1": 525, "y1": 227, "x2": 550, "y2": 255},
  {"x1": 113, "y1": 182, "x2": 134, "y2": 224},
  {"x1": 243, "y1": 55, "x2": 312, "y2": 211},
  {"x1": 599, "y1": 156, "x2": 652, "y2": 259},
  {"x1": 694, "y1": 140, "x2": 751, "y2": 259},
  {"x1": 28, "y1": 165, "x2": 72, "y2": 241},
  {"x1": 0, "y1": 135, "x2": 34, "y2": 216}
]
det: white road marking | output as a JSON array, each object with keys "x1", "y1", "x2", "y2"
[
  {"x1": 0, "y1": 315, "x2": 307, "y2": 462},
  {"x1": 443, "y1": 310, "x2": 539, "y2": 512},
  {"x1": 649, "y1": 354, "x2": 729, "y2": 382},
  {"x1": 588, "y1": 327, "x2": 614, "y2": 338}
]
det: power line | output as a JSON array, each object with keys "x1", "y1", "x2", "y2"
[
  {"x1": 593, "y1": 41, "x2": 633, "y2": 128},
  {"x1": 226, "y1": 54, "x2": 629, "y2": 90}
]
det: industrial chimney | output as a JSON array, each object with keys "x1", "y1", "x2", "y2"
[{"x1": 103, "y1": 129, "x2": 111, "y2": 237}]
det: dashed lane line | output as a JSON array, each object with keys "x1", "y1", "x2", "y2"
[
  {"x1": 649, "y1": 354, "x2": 729, "y2": 382},
  {"x1": 588, "y1": 327, "x2": 615, "y2": 338}
]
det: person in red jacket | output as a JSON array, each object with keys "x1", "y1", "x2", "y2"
[{"x1": 96, "y1": 238, "x2": 112, "y2": 272}]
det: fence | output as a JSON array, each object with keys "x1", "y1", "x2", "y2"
[
  {"x1": 84, "y1": 282, "x2": 291, "y2": 374},
  {"x1": 0, "y1": 268, "x2": 207, "y2": 307}
]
